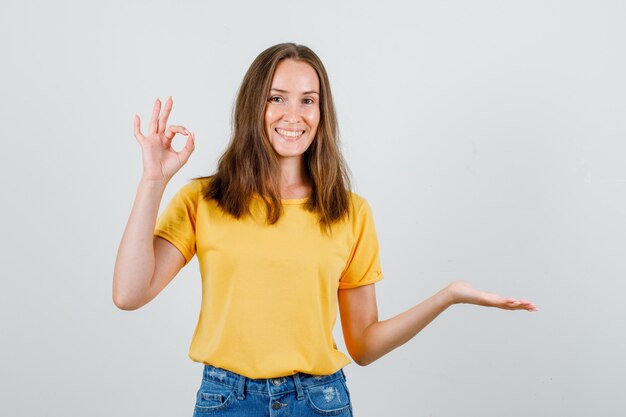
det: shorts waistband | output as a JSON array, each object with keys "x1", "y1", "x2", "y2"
[{"x1": 201, "y1": 364, "x2": 347, "y2": 400}]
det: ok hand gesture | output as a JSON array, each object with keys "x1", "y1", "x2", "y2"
[{"x1": 133, "y1": 97, "x2": 195, "y2": 183}]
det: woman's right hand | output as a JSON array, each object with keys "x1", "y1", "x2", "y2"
[{"x1": 133, "y1": 97, "x2": 195, "y2": 183}]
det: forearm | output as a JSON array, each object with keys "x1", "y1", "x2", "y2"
[
  {"x1": 112, "y1": 178, "x2": 167, "y2": 308},
  {"x1": 358, "y1": 287, "x2": 454, "y2": 366}
]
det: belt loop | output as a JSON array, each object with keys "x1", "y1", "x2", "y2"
[
  {"x1": 292, "y1": 372, "x2": 305, "y2": 400},
  {"x1": 340, "y1": 368, "x2": 347, "y2": 381},
  {"x1": 236, "y1": 373, "x2": 246, "y2": 400}
]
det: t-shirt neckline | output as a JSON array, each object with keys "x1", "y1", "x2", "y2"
[{"x1": 252, "y1": 193, "x2": 309, "y2": 205}]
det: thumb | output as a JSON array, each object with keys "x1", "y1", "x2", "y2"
[{"x1": 178, "y1": 132, "x2": 196, "y2": 164}]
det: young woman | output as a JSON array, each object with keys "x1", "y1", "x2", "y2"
[{"x1": 113, "y1": 43, "x2": 537, "y2": 417}]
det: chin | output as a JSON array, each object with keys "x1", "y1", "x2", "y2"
[
  {"x1": 270, "y1": 139, "x2": 314, "y2": 160},
  {"x1": 274, "y1": 148, "x2": 308, "y2": 159}
]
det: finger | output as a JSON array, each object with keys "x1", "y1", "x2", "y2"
[
  {"x1": 177, "y1": 132, "x2": 196, "y2": 164},
  {"x1": 522, "y1": 302, "x2": 538, "y2": 311},
  {"x1": 133, "y1": 114, "x2": 145, "y2": 141},
  {"x1": 513, "y1": 301, "x2": 537, "y2": 311},
  {"x1": 149, "y1": 98, "x2": 161, "y2": 135},
  {"x1": 158, "y1": 96, "x2": 173, "y2": 134},
  {"x1": 497, "y1": 298, "x2": 520, "y2": 310},
  {"x1": 162, "y1": 125, "x2": 190, "y2": 146}
]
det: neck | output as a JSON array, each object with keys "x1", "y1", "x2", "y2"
[
  {"x1": 278, "y1": 156, "x2": 311, "y2": 196},
  {"x1": 279, "y1": 156, "x2": 308, "y2": 186}
]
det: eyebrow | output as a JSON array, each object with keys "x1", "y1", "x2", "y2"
[{"x1": 270, "y1": 88, "x2": 319, "y2": 95}]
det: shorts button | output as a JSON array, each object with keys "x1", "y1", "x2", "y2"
[{"x1": 272, "y1": 378, "x2": 285, "y2": 386}]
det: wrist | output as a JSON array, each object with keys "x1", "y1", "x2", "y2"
[
  {"x1": 138, "y1": 176, "x2": 169, "y2": 190},
  {"x1": 139, "y1": 176, "x2": 169, "y2": 187},
  {"x1": 439, "y1": 285, "x2": 458, "y2": 308}
]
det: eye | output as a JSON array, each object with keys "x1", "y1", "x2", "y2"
[
  {"x1": 268, "y1": 95, "x2": 283, "y2": 103},
  {"x1": 303, "y1": 98, "x2": 315, "y2": 105}
]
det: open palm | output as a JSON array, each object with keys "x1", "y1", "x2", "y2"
[{"x1": 446, "y1": 281, "x2": 538, "y2": 311}]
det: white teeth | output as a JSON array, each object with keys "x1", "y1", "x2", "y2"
[{"x1": 276, "y1": 128, "x2": 304, "y2": 138}]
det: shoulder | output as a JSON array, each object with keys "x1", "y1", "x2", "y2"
[
  {"x1": 341, "y1": 191, "x2": 380, "y2": 238},
  {"x1": 346, "y1": 190, "x2": 374, "y2": 221},
  {"x1": 347, "y1": 190, "x2": 370, "y2": 211},
  {"x1": 162, "y1": 177, "x2": 213, "y2": 212},
  {"x1": 175, "y1": 176, "x2": 213, "y2": 198}
]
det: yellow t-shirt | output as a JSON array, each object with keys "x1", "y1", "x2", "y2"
[{"x1": 154, "y1": 177, "x2": 384, "y2": 379}]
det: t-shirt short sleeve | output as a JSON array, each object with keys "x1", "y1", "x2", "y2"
[
  {"x1": 338, "y1": 198, "x2": 384, "y2": 289},
  {"x1": 154, "y1": 180, "x2": 199, "y2": 264}
]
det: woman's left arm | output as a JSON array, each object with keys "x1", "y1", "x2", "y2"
[{"x1": 338, "y1": 281, "x2": 537, "y2": 366}]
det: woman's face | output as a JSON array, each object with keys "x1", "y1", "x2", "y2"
[{"x1": 264, "y1": 59, "x2": 321, "y2": 163}]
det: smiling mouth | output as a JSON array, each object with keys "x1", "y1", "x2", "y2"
[{"x1": 275, "y1": 128, "x2": 305, "y2": 140}]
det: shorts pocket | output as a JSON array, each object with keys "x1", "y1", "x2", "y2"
[
  {"x1": 304, "y1": 378, "x2": 352, "y2": 416},
  {"x1": 193, "y1": 379, "x2": 237, "y2": 415}
]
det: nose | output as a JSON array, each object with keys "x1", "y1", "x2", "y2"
[{"x1": 282, "y1": 101, "x2": 302, "y2": 123}]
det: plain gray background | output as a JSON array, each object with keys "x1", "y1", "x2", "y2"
[{"x1": 1, "y1": 0, "x2": 624, "y2": 416}]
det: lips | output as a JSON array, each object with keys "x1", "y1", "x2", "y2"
[{"x1": 275, "y1": 128, "x2": 305, "y2": 140}]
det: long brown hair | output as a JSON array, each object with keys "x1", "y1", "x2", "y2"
[{"x1": 199, "y1": 43, "x2": 352, "y2": 232}]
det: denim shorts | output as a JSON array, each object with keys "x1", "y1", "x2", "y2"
[{"x1": 193, "y1": 364, "x2": 353, "y2": 417}]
